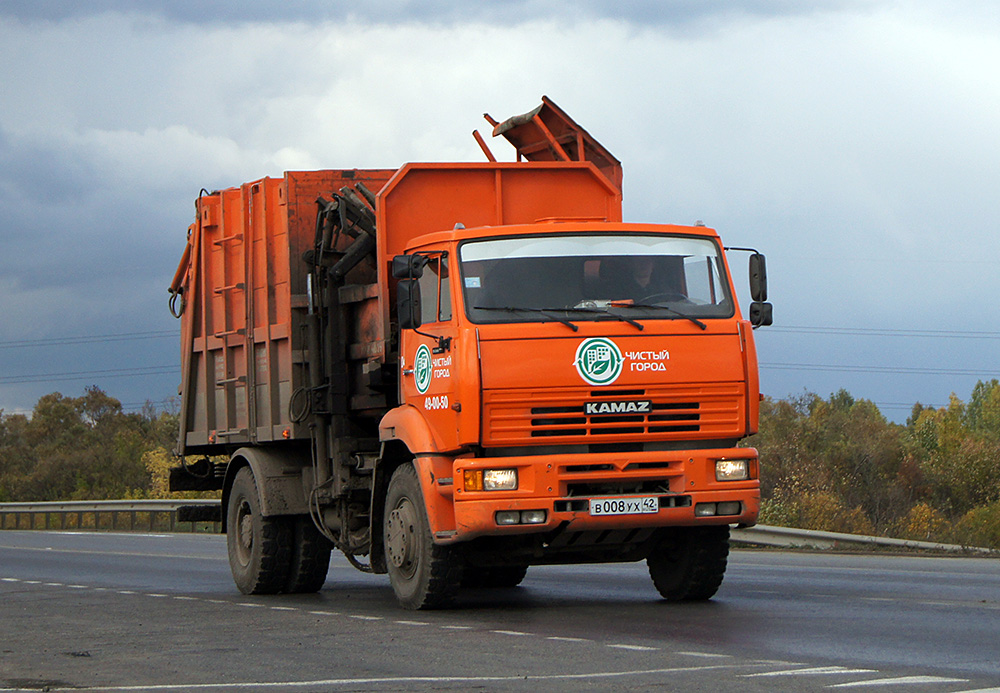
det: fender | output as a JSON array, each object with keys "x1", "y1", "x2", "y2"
[
  {"x1": 378, "y1": 404, "x2": 447, "y2": 455},
  {"x1": 379, "y1": 406, "x2": 460, "y2": 543},
  {"x1": 221, "y1": 446, "x2": 310, "y2": 530}
]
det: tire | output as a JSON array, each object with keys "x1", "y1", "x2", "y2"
[
  {"x1": 226, "y1": 466, "x2": 292, "y2": 595},
  {"x1": 383, "y1": 464, "x2": 463, "y2": 609},
  {"x1": 647, "y1": 525, "x2": 730, "y2": 601},
  {"x1": 284, "y1": 516, "x2": 333, "y2": 594},
  {"x1": 462, "y1": 565, "x2": 528, "y2": 589}
]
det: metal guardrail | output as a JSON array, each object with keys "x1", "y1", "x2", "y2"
[
  {"x1": 0, "y1": 499, "x2": 221, "y2": 533},
  {"x1": 732, "y1": 524, "x2": 995, "y2": 554},
  {"x1": 0, "y1": 502, "x2": 994, "y2": 553}
]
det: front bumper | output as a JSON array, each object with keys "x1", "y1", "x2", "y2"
[{"x1": 443, "y1": 447, "x2": 759, "y2": 543}]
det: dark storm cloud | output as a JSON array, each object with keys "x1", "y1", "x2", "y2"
[
  {"x1": 0, "y1": 1, "x2": 997, "y2": 421},
  {"x1": 0, "y1": 0, "x2": 857, "y2": 27}
]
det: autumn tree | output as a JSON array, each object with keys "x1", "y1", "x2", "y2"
[{"x1": 0, "y1": 387, "x2": 179, "y2": 502}]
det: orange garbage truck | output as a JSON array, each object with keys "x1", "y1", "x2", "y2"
[{"x1": 167, "y1": 97, "x2": 772, "y2": 609}]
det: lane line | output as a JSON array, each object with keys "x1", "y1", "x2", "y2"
[
  {"x1": 744, "y1": 666, "x2": 877, "y2": 677},
  {"x1": 828, "y1": 675, "x2": 969, "y2": 688},
  {"x1": 547, "y1": 636, "x2": 590, "y2": 643}
]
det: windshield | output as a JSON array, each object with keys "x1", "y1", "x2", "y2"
[{"x1": 460, "y1": 234, "x2": 734, "y2": 325}]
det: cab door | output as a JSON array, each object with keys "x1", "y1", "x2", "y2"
[{"x1": 400, "y1": 252, "x2": 461, "y2": 450}]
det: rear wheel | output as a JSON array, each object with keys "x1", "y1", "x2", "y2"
[
  {"x1": 384, "y1": 464, "x2": 463, "y2": 609},
  {"x1": 647, "y1": 525, "x2": 729, "y2": 601},
  {"x1": 284, "y1": 516, "x2": 332, "y2": 593},
  {"x1": 227, "y1": 467, "x2": 292, "y2": 595}
]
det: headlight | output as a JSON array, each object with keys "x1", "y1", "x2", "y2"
[
  {"x1": 484, "y1": 469, "x2": 518, "y2": 491},
  {"x1": 715, "y1": 458, "x2": 750, "y2": 481},
  {"x1": 464, "y1": 468, "x2": 518, "y2": 491}
]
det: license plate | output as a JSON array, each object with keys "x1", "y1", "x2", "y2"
[{"x1": 589, "y1": 496, "x2": 659, "y2": 516}]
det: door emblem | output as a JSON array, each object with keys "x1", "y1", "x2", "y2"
[{"x1": 414, "y1": 344, "x2": 433, "y2": 394}]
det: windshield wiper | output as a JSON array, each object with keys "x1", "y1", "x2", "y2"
[
  {"x1": 473, "y1": 306, "x2": 579, "y2": 332},
  {"x1": 609, "y1": 301, "x2": 707, "y2": 331},
  {"x1": 560, "y1": 306, "x2": 644, "y2": 331}
]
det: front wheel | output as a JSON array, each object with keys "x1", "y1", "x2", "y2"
[
  {"x1": 383, "y1": 464, "x2": 463, "y2": 609},
  {"x1": 647, "y1": 525, "x2": 729, "y2": 601}
]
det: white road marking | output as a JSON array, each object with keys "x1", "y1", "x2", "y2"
[
  {"x1": 547, "y1": 636, "x2": 590, "y2": 643},
  {"x1": 829, "y1": 675, "x2": 969, "y2": 688},
  {"x1": 744, "y1": 666, "x2": 877, "y2": 677}
]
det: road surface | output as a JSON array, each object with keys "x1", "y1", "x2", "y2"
[{"x1": 1, "y1": 531, "x2": 998, "y2": 692}]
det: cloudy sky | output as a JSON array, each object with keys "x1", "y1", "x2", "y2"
[{"x1": 1, "y1": 1, "x2": 998, "y2": 422}]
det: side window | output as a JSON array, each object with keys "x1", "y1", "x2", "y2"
[
  {"x1": 683, "y1": 255, "x2": 726, "y2": 305},
  {"x1": 438, "y1": 256, "x2": 451, "y2": 321},
  {"x1": 417, "y1": 255, "x2": 451, "y2": 324}
]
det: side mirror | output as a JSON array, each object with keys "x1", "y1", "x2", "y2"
[
  {"x1": 750, "y1": 301, "x2": 773, "y2": 327},
  {"x1": 397, "y1": 279, "x2": 422, "y2": 329},
  {"x1": 392, "y1": 254, "x2": 429, "y2": 279},
  {"x1": 749, "y1": 253, "x2": 767, "y2": 302}
]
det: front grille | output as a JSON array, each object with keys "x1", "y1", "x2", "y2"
[
  {"x1": 566, "y1": 479, "x2": 673, "y2": 497},
  {"x1": 483, "y1": 384, "x2": 744, "y2": 446}
]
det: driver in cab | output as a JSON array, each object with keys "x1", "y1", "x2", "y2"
[{"x1": 602, "y1": 255, "x2": 684, "y2": 304}]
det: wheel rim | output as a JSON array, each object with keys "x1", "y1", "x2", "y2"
[
  {"x1": 386, "y1": 497, "x2": 419, "y2": 580},
  {"x1": 234, "y1": 499, "x2": 253, "y2": 567}
]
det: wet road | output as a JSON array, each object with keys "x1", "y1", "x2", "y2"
[{"x1": 1, "y1": 531, "x2": 999, "y2": 692}]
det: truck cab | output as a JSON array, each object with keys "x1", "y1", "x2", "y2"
[{"x1": 383, "y1": 221, "x2": 763, "y2": 600}]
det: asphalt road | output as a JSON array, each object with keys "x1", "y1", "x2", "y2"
[{"x1": 1, "y1": 530, "x2": 999, "y2": 692}]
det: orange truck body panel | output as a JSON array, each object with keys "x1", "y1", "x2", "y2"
[
  {"x1": 175, "y1": 169, "x2": 396, "y2": 450},
  {"x1": 170, "y1": 99, "x2": 762, "y2": 569}
]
